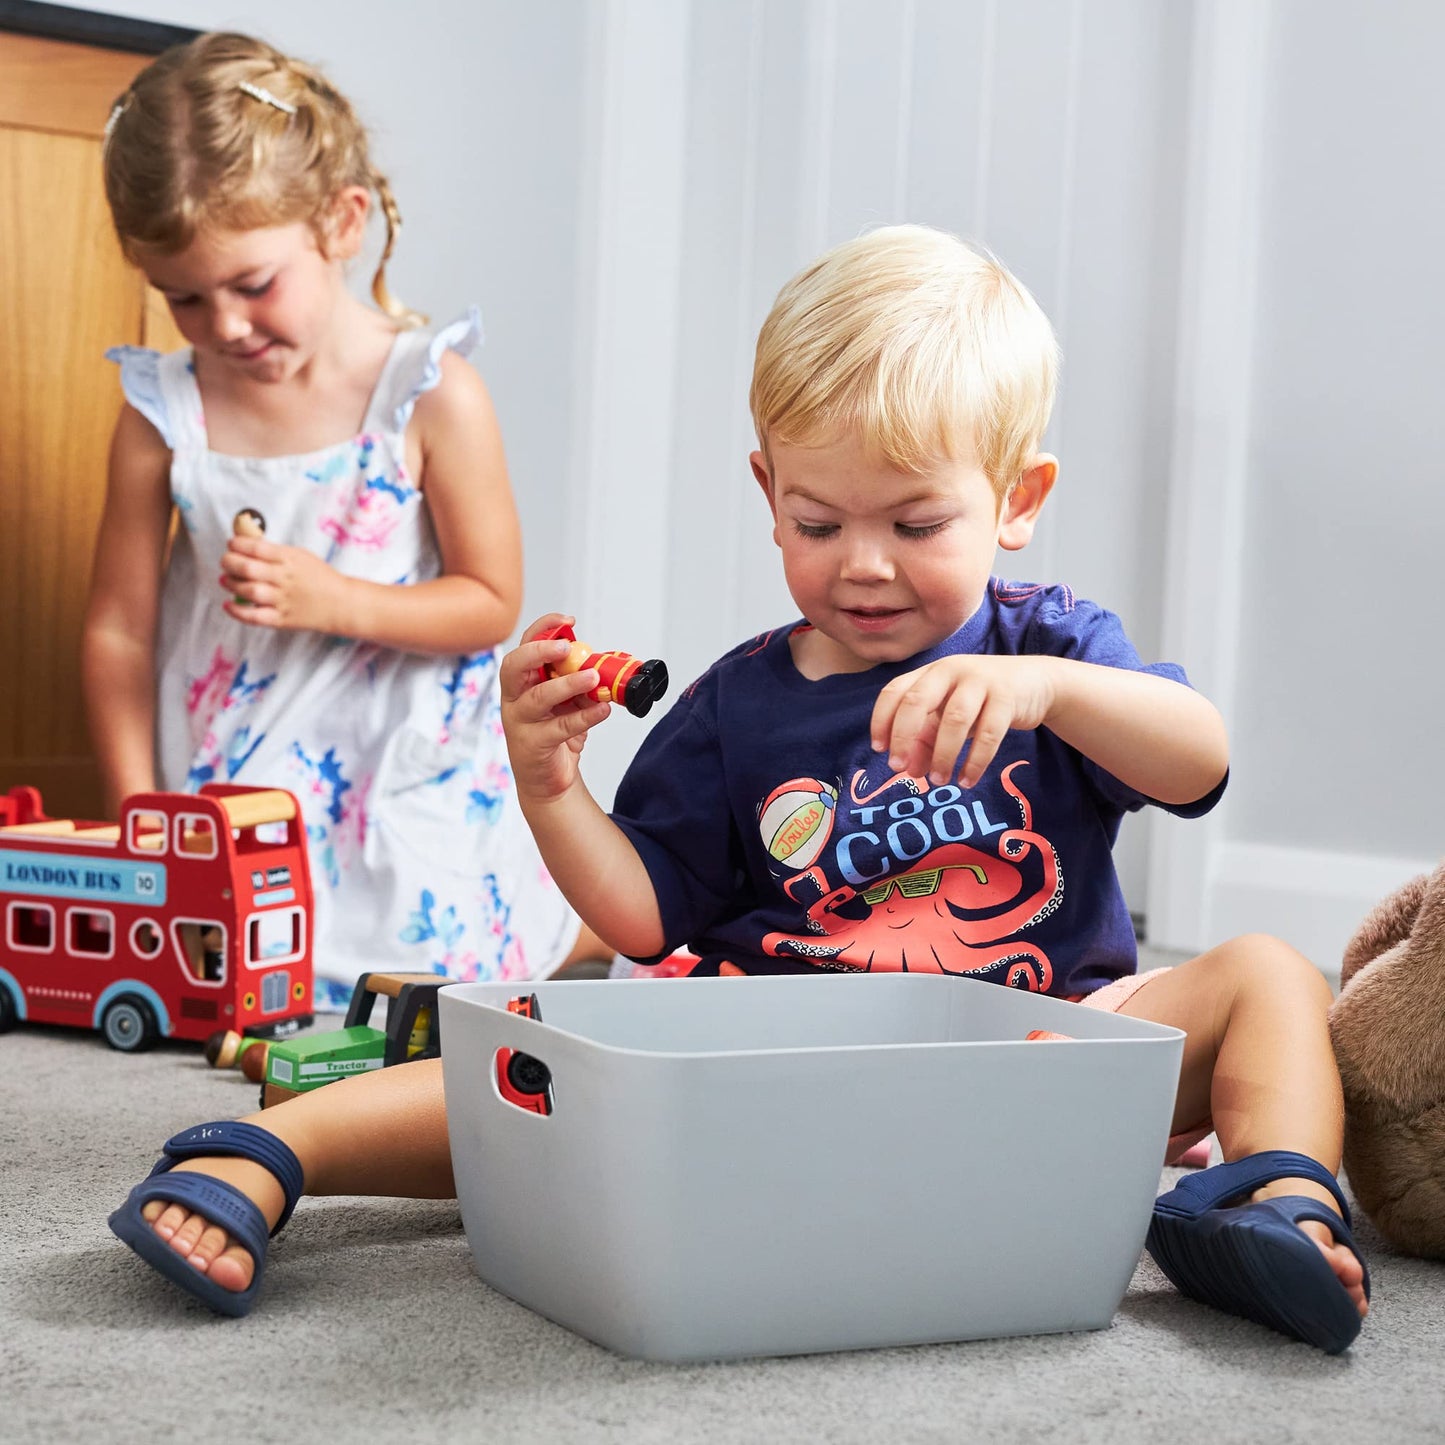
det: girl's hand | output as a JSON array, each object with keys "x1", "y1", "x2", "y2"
[
  {"x1": 500, "y1": 614, "x2": 614, "y2": 803},
  {"x1": 220, "y1": 535, "x2": 351, "y2": 633},
  {"x1": 871, "y1": 655, "x2": 1059, "y2": 788}
]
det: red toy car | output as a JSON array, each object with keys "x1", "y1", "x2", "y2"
[{"x1": 496, "y1": 993, "x2": 553, "y2": 1114}]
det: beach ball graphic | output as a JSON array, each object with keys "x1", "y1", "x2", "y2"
[{"x1": 759, "y1": 779, "x2": 838, "y2": 869}]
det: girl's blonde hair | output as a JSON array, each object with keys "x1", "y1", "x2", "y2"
[
  {"x1": 103, "y1": 31, "x2": 422, "y2": 327},
  {"x1": 750, "y1": 225, "x2": 1058, "y2": 498}
]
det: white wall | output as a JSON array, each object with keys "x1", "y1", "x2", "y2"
[
  {"x1": 1149, "y1": 0, "x2": 1442, "y2": 976},
  {"x1": 84, "y1": 0, "x2": 1444, "y2": 972},
  {"x1": 583, "y1": 0, "x2": 1194, "y2": 910},
  {"x1": 1238, "y1": 1, "x2": 1444, "y2": 861}
]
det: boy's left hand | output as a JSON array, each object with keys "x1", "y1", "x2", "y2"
[
  {"x1": 220, "y1": 535, "x2": 348, "y2": 634},
  {"x1": 872, "y1": 655, "x2": 1057, "y2": 788}
]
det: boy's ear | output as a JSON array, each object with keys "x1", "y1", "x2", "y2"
[
  {"x1": 997, "y1": 454, "x2": 1057, "y2": 551},
  {"x1": 323, "y1": 185, "x2": 372, "y2": 261},
  {"x1": 750, "y1": 451, "x2": 782, "y2": 542}
]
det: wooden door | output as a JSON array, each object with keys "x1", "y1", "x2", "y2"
[{"x1": 0, "y1": 29, "x2": 183, "y2": 820}]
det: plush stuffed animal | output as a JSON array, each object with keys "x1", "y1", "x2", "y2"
[{"x1": 1329, "y1": 859, "x2": 1445, "y2": 1258}]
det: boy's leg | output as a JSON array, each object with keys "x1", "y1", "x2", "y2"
[
  {"x1": 143, "y1": 1056, "x2": 452, "y2": 1294},
  {"x1": 1117, "y1": 933, "x2": 1367, "y2": 1318}
]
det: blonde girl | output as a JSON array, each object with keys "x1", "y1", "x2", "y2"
[{"x1": 84, "y1": 31, "x2": 603, "y2": 1007}]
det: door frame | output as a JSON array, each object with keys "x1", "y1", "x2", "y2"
[{"x1": 0, "y1": 0, "x2": 195, "y2": 54}]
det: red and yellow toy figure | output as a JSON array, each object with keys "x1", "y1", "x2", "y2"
[{"x1": 536, "y1": 623, "x2": 669, "y2": 719}]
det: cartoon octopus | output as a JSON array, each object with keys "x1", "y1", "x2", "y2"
[{"x1": 761, "y1": 761, "x2": 1062, "y2": 989}]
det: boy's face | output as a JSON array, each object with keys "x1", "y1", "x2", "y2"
[{"x1": 753, "y1": 434, "x2": 1054, "y2": 677}]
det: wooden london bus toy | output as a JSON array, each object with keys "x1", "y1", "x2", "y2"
[{"x1": 0, "y1": 783, "x2": 314, "y2": 1051}]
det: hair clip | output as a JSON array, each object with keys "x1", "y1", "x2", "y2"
[
  {"x1": 238, "y1": 80, "x2": 297, "y2": 115},
  {"x1": 103, "y1": 96, "x2": 129, "y2": 142}
]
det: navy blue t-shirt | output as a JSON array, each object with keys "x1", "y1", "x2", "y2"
[{"x1": 611, "y1": 579, "x2": 1225, "y2": 996}]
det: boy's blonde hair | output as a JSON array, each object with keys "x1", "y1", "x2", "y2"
[
  {"x1": 103, "y1": 31, "x2": 421, "y2": 326},
  {"x1": 750, "y1": 225, "x2": 1058, "y2": 497}
]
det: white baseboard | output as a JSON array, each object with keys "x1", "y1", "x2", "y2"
[{"x1": 1205, "y1": 841, "x2": 1437, "y2": 986}]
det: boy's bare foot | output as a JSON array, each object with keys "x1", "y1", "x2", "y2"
[
  {"x1": 139, "y1": 1158, "x2": 286, "y2": 1293},
  {"x1": 1252, "y1": 1177, "x2": 1370, "y2": 1318}
]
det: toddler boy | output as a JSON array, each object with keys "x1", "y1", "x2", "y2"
[{"x1": 501, "y1": 225, "x2": 1371, "y2": 1353}]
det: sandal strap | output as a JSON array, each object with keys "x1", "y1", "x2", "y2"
[
  {"x1": 1158, "y1": 1149, "x2": 1350, "y2": 1227},
  {"x1": 152, "y1": 1121, "x2": 305, "y2": 1235}
]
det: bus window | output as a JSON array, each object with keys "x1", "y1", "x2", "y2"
[
  {"x1": 131, "y1": 919, "x2": 164, "y2": 958},
  {"x1": 248, "y1": 907, "x2": 303, "y2": 966},
  {"x1": 128, "y1": 812, "x2": 168, "y2": 853},
  {"x1": 174, "y1": 920, "x2": 226, "y2": 984},
  {"x1": 69, "y1": 909, "x2": 115, "y2": 958},
  {"x1": 8, "y1": 902, "x2": 54, "y2": 951},
  {"x1": 176, "y1": 814, "x2": 219, "y2": 858},
  {"x1": 233, "y1": 819, "x2": 290, "y2": 853}
]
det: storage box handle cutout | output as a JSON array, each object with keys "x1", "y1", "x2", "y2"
[{"x1": 495, "y1": 993, "x2": 553, "y2": 1115}]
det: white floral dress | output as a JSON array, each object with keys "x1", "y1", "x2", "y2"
[{"x1": 108, "y1": 310, "x2": 579, "y2": 1008}]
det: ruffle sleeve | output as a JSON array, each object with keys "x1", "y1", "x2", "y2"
[
  {"x1": 389, "y1": 306, "x2": 484, "y2": 433},
  {"x1": 104, "y1": 345, "x2": 174, "y2": 449}
]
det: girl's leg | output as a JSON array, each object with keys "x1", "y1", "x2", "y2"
[
  {"x1": 1118, "y1": 933, "x2": 1368, "y2": 1318},
  {"x1": 143, "y1": 1056, "x2": 451, "y2": 1293}
]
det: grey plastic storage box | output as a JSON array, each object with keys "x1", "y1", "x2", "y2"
[{"x1": 440, "y1": 973, "x2": 1184, "y2": 1362}]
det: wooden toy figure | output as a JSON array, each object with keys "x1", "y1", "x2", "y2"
[
  {"x1": 230, "y1": 509, "x2": 266, "y2": 606},
  {"x1": 200, "y1": 924, "x2": 225, "y2": 982},
  {"x1": 232, "y1": 508, "x2": 266, "y2": 539},
  {"x1": 536, "y1": 622, "x2": 669, "y2": 718},
  {"x1": 203, "y1": 1029, "x2": 271, "y2": 1082}
]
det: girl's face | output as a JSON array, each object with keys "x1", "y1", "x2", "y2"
[{"x1": 140, "y1": 221, "x2": 347, "y2": 383}]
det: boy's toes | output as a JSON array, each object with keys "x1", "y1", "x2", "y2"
[
  {"x1": 184, "y1": 1221, "x2": 257, "y2": 1290},
  {"x1": 141, "y1": 1197, "x2": 197, "y2": 1246},
  {"x1": 200, "y1": 1241, "x2": 258, "y2": 1292},
  {"x1": 165, "y1": 1207, "x2": 213, "y2": 1259},
  {"x1": 1298, "y1": 1218, "x2": 1369, "y2": 1318},
  {"x1": 139, "y1": 1200, "x2": 256, "y2": 1290}
]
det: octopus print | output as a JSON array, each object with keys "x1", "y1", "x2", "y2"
[{"x1": 760, "y1": 760, "x2": 1062, "y2": 988}]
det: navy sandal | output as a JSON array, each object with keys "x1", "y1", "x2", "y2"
[
  {"x1": 1146, "y1": 1149, "x2": 1371, "y2": 1354},
  {"x1": 108, "y1": 1121, "x2": 304, "y2": 1318}
]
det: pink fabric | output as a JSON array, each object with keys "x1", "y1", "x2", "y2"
[{"x1": 1079, "y1": 967, "x2": 1214, "y2": 1166}]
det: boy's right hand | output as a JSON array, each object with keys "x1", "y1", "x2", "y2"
[{"x1": 500, "y1": 615, "x2": 615, "y2": 802}]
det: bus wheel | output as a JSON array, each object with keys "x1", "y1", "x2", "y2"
[
  {"x1": 101, "y1": 995, "x2": 159, "y2": 1053},
  {"x1": 0, "y1": 985, "x2": 16, "y2": 1033}
]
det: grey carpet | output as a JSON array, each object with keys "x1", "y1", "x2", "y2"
[{"x1": 4, "y1": 982, "x2": 1442, "y2": 1445}]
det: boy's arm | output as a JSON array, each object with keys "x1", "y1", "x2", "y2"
[
  {"x1": 501, "y1": 620, "x2": 667, "y2": 957},
  {"x1": 222, "y1": 357, "x2": 523, "y2": 654},
  {"x1": 1035, "y1": 660, "x2": 1227, "y2": 804},
  {"x1": 874, "y1": 655, "x2": 1228, "y2": 805},
  {"x1": 80, "y1": 405, "x2": 173, "y2": 815}
]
